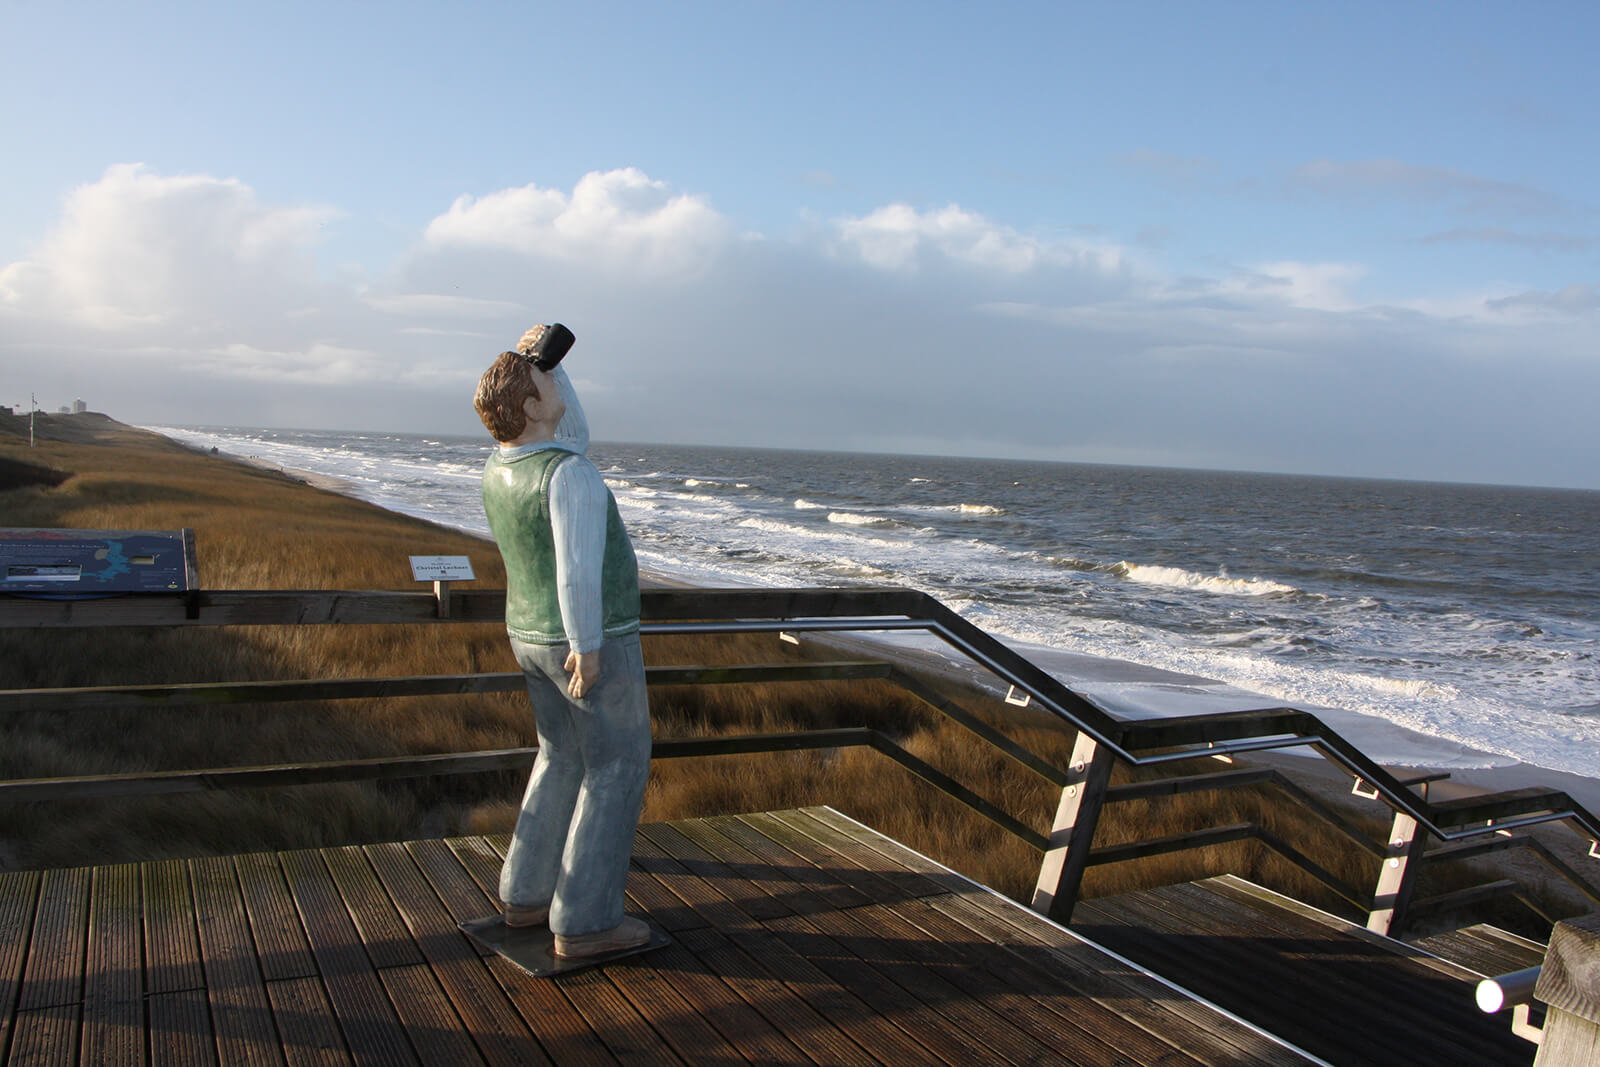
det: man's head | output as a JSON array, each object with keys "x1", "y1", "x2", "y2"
[{"x1": 475, "y1": 351, "x2": 546, "y2": 442}]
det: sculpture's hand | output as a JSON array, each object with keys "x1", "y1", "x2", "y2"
[
  {"x1": 564, "y1": 649, "x2": 602, "y2": 699},
  {"x1": 517, "y1": 325, "x2": 547, "y2": 355}
]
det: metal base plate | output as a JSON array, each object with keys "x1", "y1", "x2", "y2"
[{"x1": 457, "y1": 914, "x2": 670, "y2": 977}]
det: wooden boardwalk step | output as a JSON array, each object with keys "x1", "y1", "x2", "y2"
[
  {"x1": 1074, "y1": 873, "x2": 1536, "y2": 1066},
  {"x1": 1411, "y1": 922, "x2": 1547, "y2": 977},
  {"x1": 0, "y1": 808, "x2": 1319, "y2": 1066}
]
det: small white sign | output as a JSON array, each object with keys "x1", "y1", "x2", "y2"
[{"x1": 410, "y1": 555, "x2": 476, "y2": 582}]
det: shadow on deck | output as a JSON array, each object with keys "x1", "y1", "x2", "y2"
[
  {"x1": 1, "y1": 803, "x2": 1545, "y2": 1065},
  {"x1": 1, "y1": 806, "x2": 1318, "y2": 1066}
]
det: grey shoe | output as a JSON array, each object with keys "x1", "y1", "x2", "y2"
[{"x1": 553, "y1": 916, "x2": 651, "y2": 958}]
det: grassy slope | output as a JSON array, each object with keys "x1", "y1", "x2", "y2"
[{"x1": 0, "y1": 413, "x2": 1555, "y2": 936}]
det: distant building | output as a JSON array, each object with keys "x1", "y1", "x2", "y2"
[
  {"x1": 72, "y1": 398, "x2": 87, "y2": 414},
  {"x1": 58, "y1": 405, "x2": 70, "y2": 414}
]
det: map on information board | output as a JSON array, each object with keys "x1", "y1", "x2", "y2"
[{"x1": 0, "y1": 528, "x2": 196, "y2": 595}]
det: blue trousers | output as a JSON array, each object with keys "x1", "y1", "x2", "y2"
[{"x1": 499, "y1": 632, "x2": 651, "y2": 937}]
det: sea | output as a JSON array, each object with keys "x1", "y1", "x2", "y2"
[{"x1": 145, "y1": 425, "x2": 1600, "y2": 780}]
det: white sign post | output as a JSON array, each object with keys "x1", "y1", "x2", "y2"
[{"x1": 410, "y1": 555, "x2": 475, "y2": 618}]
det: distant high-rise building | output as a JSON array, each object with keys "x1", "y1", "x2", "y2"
[{"x1": 72, "y1": 398, "x2": 87, "y2": 414}]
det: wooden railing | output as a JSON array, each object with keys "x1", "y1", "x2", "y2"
[{"x1": 3, "y1": 585, "x2": 1597, "y2": 936}]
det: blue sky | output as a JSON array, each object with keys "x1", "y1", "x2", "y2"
[{"x1": 3, "y1": 2, "x2": 1597, "y2": 488}]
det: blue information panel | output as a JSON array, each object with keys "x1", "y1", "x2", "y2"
[{"x1": 0, "y1": 528, "x2": 196, "y2": 595}]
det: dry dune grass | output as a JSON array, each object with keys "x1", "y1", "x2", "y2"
[{"x1": 0, "y1": 416, "x2": 1559, "y2": 934}]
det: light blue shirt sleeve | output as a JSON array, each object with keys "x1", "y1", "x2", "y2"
[
  {"x1": 550, "y1": 366, "x2": 589, "y2": 454},
  {"x1": 547, "y1": 453, "x2": 609, "y2": 653}
]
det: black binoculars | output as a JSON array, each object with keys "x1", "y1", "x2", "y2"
[{"x1": 524, "y1": 323, "x2": 575, "y2": 371}]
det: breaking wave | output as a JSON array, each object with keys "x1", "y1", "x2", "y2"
[{"x1": 1114, "y1": 562, "x2": 1297, "y2": 597}]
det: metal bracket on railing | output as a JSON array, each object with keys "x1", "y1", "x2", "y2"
[
  {"x1": 1004, "y1": 685, "x2": 1031, "y2": 708},
  {"x1": 1590, "y1": 839, "x2": 1600, "y2": 860},
  {"x1": 1512, "y1": 1003, "x2": 1543, "y2": 1045},
  {"x1": 1207, "y1": 742, "x2": 1234, "y2": 764},
  {"x1": 1351, "y1": 776, "x2": 1380, "y2": 801},
  {"x1": 1485, "y1": 818, "x2": 1514, "y2": 838},
  {"x1": 778, "y1": 632, "x2": 799, "y2": 645}
]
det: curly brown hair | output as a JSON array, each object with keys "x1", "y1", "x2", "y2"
[{"x1": 474, "y1": 351, "x2": 542, "y2": 442}]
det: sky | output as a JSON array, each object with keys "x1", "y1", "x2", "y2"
[{"x1": 2, "y1": 2, "x2": 1597, "y2": 489}]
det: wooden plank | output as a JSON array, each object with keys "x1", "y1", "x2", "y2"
[
  {"x1": 866, "y1": 894, "x2": 1210, "y2": 1066},
  {"x1": 0, "y1": 869, "x2": 41, "y2": 1063},
  {"x1": 278, "y1": 850, "x2": 418, "y2": 1066},
  {"x1": 398, "y1": 839, "x2": 614, "y2": 1067},
  {"x1": 770, "y1": 808, "x2": 954, "y2": 898},
  {"x1": 82, "y1": 862, "x2": 145, "y2": 1067},
  {"x1": 758, "y1": 909, "x2": 1002, "y2": 1065},
  {"x1": 550, "y1": 966, "x2": 687, "y2": 1067},
  {"x1": 189, "y1": 855, "x2": 285, "y2": 1067},
  {"x1": 595, "y1": 952, "x2": 751, "y2": 1067},
  {"x1": 628, "y1": 829, "x2": 927, "y2": 1064},
  {"x1": 18, "y1": 865, "x2": 90, "y2": 1010},
  {"x1": 636, "y1": 824, "x2": 792, "y2": 921},
  {"x1": 1201, "y1": 875, "x2": 1484, "y2": 982},
  {"x1": 770, "y1": 902, "x2": 1066, "y2": 1066},
  {"x1": 627, "y1": 831, "x2": 762, "y2": 935},
  {"x1": 375, "y1": 965, "x2": 488, "y2": 1067},
  {"x1": 143, "y1": 859, "x2": 206, "y2": 995},
  {"x1": 1077, "y1": 883, "x2": 1527, "y2": 1065},
  {"x1": 6, "y1": 1004, "x2": 80, "y2": 1066},
  {"x1": 635, "y1": 823, "x2": 969, "y2": 1062},
  {"x1": 673, "y1": 925, "x2": 877, "y2": 1067},
  {"x1": 1410, "y1": 924, "x2": 1545, "y2": 976},
  {"x1": 668, "y1": 817, "x2": 854, "y2": 919},
  {"x1": 234, "y1": 854, "x2": 318, "y2": 982},
  {"x1": 798, "y1": 806, "x2": 982, "y2": 893},
  {"x1": 439, "y1": 837, "x2": 504, "y2": 904},
  {"x1": 362, "y1": 841, "x2": 552, "y2": 1067},
  {"x1": 261, "y1": 977, "x2": 349, "y2": 1067},
  {"x1": 602, "y1": 937, "x2": 809, "y2": 1066},
  {"x1": 730, "y1": 813, "x2": 915, "y2": 907},
  {"x1": 147, "y1": 988, "x2": 218, "y2": 1067},
  {"x1": 919, "y1": 889, "x2": 1310, "y2": 1066},
  {"x1": 696, "y1": 815, "x2": 872, "y2": 914},
  {"x1": 320, "y1": 847, "x2": 425, "y2": 971}
]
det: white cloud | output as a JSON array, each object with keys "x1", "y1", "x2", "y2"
[
  {"x1": 832, "y1": 203, "x2": 1127, "y2": 276},
  {"x1": 0, "y1": 163, "x2": 335, "y2": 330},
  {"x1": 1216, "y1": 261, "x2": 1366, "y2": 312},
  {"x1": 209, "y1": 342, "x2": 387, "y2": 385},
  {"x1": 423, "y1": 167, "x2": 730, "y2": 276},
  {"x1": 4, "y1": 162, "x2": 1598, "y2": 488}
]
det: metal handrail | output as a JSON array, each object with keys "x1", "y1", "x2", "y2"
[
  {"x1": 633, "y1": 589, "x2": 1600, "y2": 851},
  {"x1": 4, "y1": 584, "x2": 1597, "y2": 861}
]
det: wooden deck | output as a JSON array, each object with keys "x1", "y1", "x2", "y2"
[
  {"x1": 1073, "y1": 874, "x2": 1535, "y2": 1066},
  {"x1": 0, "y1": 806, "x2": 1313, "y2": 1066}
]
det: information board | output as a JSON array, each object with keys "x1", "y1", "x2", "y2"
[{"x1": 0, "y1": 528, "x2": 196, "y2": 595}]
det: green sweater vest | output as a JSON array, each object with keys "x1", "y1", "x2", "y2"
[{"x1": 482, "y1": 447, "x2": 641, "y2": 646}]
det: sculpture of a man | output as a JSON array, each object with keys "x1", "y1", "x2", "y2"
[{"x1": 473, "y1": 325, "x2": 652, "y2": 959}]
